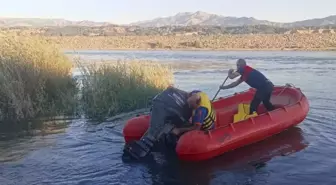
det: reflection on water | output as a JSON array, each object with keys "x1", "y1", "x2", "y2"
[
  {"x1": 0, "y1": 119, "x2": 71, "y2": 163},
  {"x1": 0, "y1": 135, "x2": 59, "y2": 163}
]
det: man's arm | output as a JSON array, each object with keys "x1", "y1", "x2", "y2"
[
  {"x1": 220, "y1": 78, "x2": 243, "y2": 90},
  {"x1": 228, "y1": 71, "x2": 241, "y2": 79},
  {"x1": 171, "y1": 124, "x2": 200, "y2": 135},
  {"x1": 172, "y1": 107, "x2": 206, "y2": 135}
]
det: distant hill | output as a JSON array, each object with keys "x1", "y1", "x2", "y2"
[
  {"x1": 1, "y1": 11, "x2": 336, "y2": 28},
  {"x1": 130, "y1": 11, "x2": 336, "y2": 28},
  {"x1": 0, "y1": 17, "x2": 114, "y2": 28},
  {"x1": 283, "y1": 15, "x2": 336, "y2": 27},
  {"x1": 1, "y1": 12, "x2": 336, "y2": 37},
  {"x1": 130, "y1": 11, "x2": 280, "y2": 27}
]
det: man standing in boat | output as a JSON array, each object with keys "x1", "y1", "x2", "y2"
[
  {"x1": 171, "y1": 90, "x2": 216, "y2": 136},
  {"x1": 219, "y1": 59, "x2": 275, "y2": 115}
]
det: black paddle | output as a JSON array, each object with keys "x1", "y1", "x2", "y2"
[{"x1": 212, "y1": 75, "x2": 229, "y2": 102}]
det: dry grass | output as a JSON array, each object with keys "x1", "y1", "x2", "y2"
[
  {"x1": 0, "y1": 33, "x2": 78, "y2": 126},
  {"x1": 77, "y1": 60, "x2": 173, "y2": 120},
  {"x1": 47, "y1": 34, "x2": 336, "y2": 50},
  {"x1": 0, "y1": 32, "x2": 175, "y2": 132}
]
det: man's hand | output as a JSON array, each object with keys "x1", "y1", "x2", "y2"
[
  {"x1": 219, "y1": 85, "x2": 227, "y2": 90},
  {"x1": 228, "y1": 69, "x2": 234, "y2": 74},
  {"x1": 171, "y1": 128, "x2": 180, "y2": 135},
  {"x1": 228, "y1": 70, "x2": 241, "y2": 79}
]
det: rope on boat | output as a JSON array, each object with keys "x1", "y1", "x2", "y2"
[{"x1": 276, "y1": 83, "x2": 295, "y2": 97}]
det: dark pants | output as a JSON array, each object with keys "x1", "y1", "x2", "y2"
[{"x1": 250, "y1": 83, "x2": 275, "y2": 114}]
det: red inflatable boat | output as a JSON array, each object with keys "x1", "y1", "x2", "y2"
[
  {"x1": 122, "y1": 84, "x2": 309, "y2": 161},
  {"x1": 179, "y1": 126, "x2": 308, "y2": 184}
]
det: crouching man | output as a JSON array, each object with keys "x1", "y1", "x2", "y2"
[{"x1": 172, "y1": 90, "x2": 216, "y2": 136}]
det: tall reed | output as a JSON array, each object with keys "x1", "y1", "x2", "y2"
[
  {"x1": 78, "y1": 60, "x2": 173, "y2": 120},
  {"x1": 0, "y1": 33, "x2": 78, "y2": 127}
]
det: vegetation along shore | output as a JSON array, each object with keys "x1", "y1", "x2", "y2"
[
  {"x1": 0, "y1": 33, "x2": 173, "y2": 134},
  {"x1": 48, "y1": 34, "x2": 336, "y2": 51},
  {"x1": 2, "y1": 24, "x2": 336, "y2": 51}
]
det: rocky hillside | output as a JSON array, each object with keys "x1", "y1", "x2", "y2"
[
  {"x1": 130, "y1": 11, "x2": 279, "y2": 27},
  {"x1": 283, "y1": 15, "x2": 336, "y2": 27},
  {"x1": 130, "y1": 11, "x2": 336, "y2": 28},
  {"x1": 0, "y1": 17, "x2": 113, "y2": 27},
  {"x1": 1, "y1": 11, "x2": 336, "y2": 28}
]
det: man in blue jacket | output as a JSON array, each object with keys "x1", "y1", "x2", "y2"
[{"x1": 220, "y1": 59, "x2": 275, "y2": 115}]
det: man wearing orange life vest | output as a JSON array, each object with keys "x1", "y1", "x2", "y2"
[
  {"x1": 171, "y1": 90, "x2": 216, "y2": 135},
  {"x1": 220, "y1": 59, "x2": 275, "y2": 115}
]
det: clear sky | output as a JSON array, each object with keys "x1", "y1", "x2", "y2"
[{"x1": 0, "y1": 0, "x2": 335, "y2": 24}]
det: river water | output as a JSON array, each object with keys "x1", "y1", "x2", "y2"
[{"x1": 1, "y1": 50, "x2": 336, "y2": 185}]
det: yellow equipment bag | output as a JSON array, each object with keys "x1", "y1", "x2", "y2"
[{"x1": 233, "y1": 103, "x2": 258, "y2": 123}]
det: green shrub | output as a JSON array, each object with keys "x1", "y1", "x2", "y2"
[
  {"x1": 0, "y1": 33, "x2": 78, "y2": 126},
  {"x1": 79, "y1": 60, "x2": 173, "y2": 120}
]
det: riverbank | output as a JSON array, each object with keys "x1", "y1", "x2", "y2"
[
  {"x1": 0, "y1": 34, "x2": 173, "y2": 134},
  {"x1": 48, "y1": 34, "x2": 336, "y2": 51},
  {"x1": 68, "y1": 47, "x2": 336, "y2": 52}
]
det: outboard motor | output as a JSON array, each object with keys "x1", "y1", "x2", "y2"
[{"x1": 123, "y1": 87, "x2": 192, "y2": 160}]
